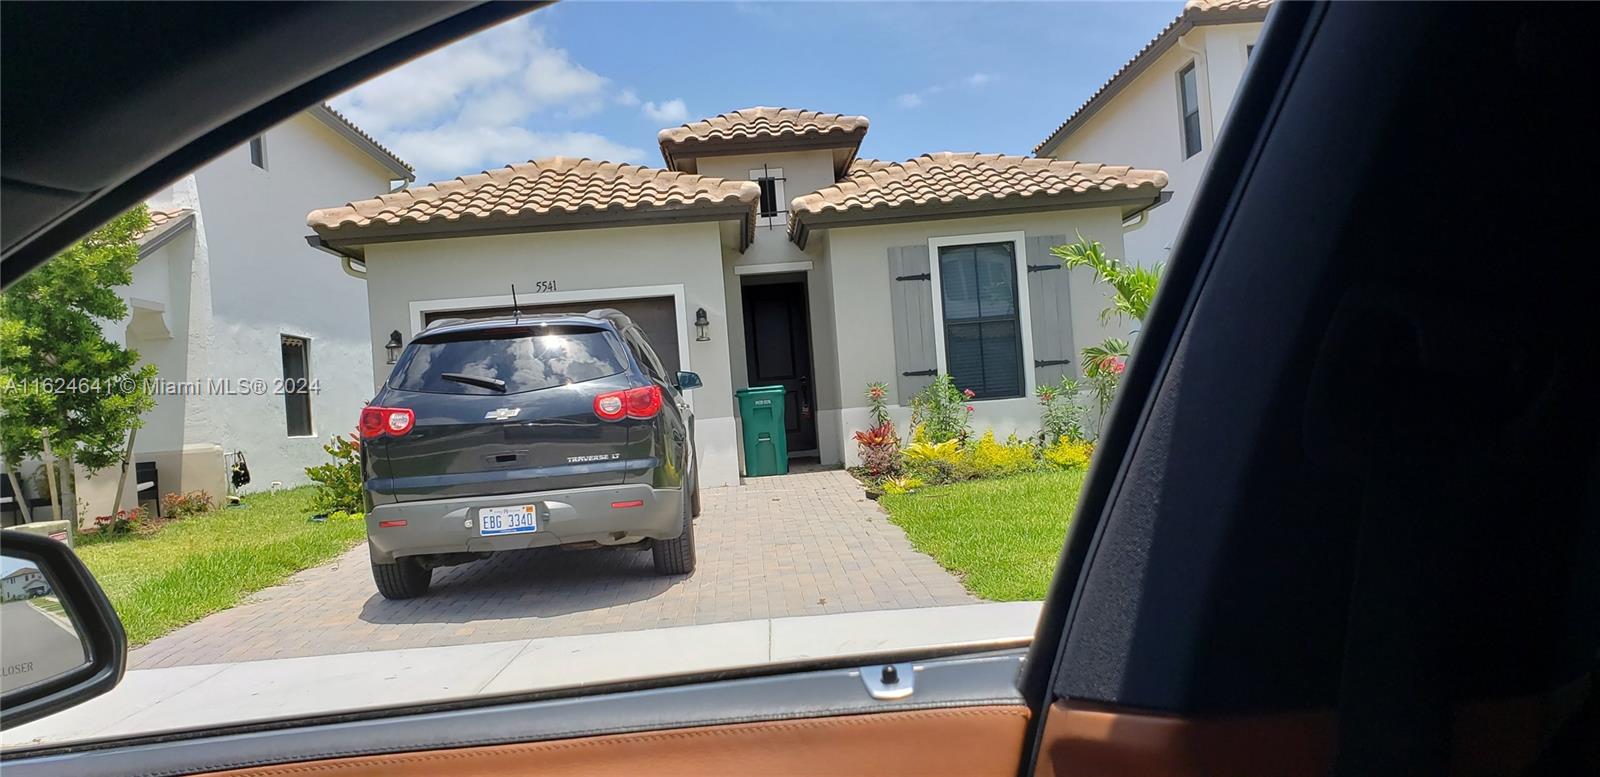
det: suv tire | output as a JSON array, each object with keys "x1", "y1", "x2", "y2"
[
  {"x1": 652, "y1": 490, "x2": 696, "y2": 575},
  {"x1": 373, "y1": 556, "x2": 432, "y2": 599}
]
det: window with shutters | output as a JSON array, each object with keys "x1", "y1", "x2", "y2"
[
  {"x1": 934, "y1": 241, "x2": 1024, "y2": 400},
  {"x1": 281, "y1": 335, "x2": 313, "y2": 437},
  {"x1": 750, "y1": 166, "x2": 786, "y2": 227}
]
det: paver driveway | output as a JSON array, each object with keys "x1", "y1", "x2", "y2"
[{"x1": 130, "y1": 469, "x2": 974, "y2": 668}]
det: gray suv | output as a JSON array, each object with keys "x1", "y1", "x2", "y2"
[{"x1": 359, "y1": 310, "x2": 701, "y2": 599}]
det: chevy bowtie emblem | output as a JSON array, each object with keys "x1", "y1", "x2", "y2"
[{"x1": 484, "y1": 408, "x2": 521, "y2": 421}]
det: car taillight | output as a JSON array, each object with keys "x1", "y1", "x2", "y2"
[
  {"x1": 594, "y1": 392, "x2": 626, "y2": 421},
  {"x1": 625, "y1": 385, "x2": 662, "y2": 419},
  {"x1": 360, "y1": 406, "x2": 415, "y2": 438},
  {"x1": 594, "y1": 385, "x2": 662, "y2": 421}
]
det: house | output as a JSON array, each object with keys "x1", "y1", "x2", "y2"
[
  {"x1": 307, "y1": 108, "x2": 1166, "y2": 479},
  {"x1": 67, "y1": 104, "x2": 415, "y2": 520},
  {"x1": 1033, "y1": 0, "x2": 1271, "y2": 269},
  {"x1": 2, "y1": 567, "x2": 47, "y2": 601}
]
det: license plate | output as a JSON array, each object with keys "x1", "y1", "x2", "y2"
[{"x1": 478, "y1": 505, "x2": 538, "y2": 536}]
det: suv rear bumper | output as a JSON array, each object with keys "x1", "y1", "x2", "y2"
[{"x1": 365, "y1": 484, "x2": 684, "y2": 563}]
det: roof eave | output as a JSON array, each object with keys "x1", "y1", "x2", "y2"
[
  {"x1": 312, "y1": 203, "x2": 757, "y2": 253},
  {"x1": 136, "y1": 212, "x2": 195, "y2": 258},
  {"x1": 660, "y1": 129, "x2": 869, "y2": 174},
  {"x1": 307, "y1": 104, "x2": 416, "y2": 182},
  {"x1": 789, "y1": 187, "x2": 1166, "y2": 249},
  {"x1": 1033, "y1": 5, "x2": 1273, "y2": 157}
]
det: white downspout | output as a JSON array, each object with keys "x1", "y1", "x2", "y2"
[{"x1": 341, "y1": 255, "x2": 367, "y2": 281}]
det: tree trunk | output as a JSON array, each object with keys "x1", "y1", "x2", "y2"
[
  {"x1": 40, "y1": 432, "x2": 62, "y2": 529},
  {"x1": 59, "y1": 449, "x2": 79, "y2": 530},
  {"x1": 111, "y1": 426, "x2": 138, "y2": 517},
  {"x1": 5, "y1": 467, "x2": 32, "y2": 523}
]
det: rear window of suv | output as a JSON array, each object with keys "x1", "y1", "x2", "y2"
[{"x1": 391, "y1": 326, "x2": 629, "y2": 395}]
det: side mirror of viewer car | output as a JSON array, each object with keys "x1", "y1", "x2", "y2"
[
  {"x1": 0, "y1": 530, "x2": 127, "y2": 730},
  {"x1": 675, "y1": 371, "x2": 703, "y2": 391}
]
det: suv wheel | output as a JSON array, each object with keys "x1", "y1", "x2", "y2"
[
  {"x1": 372, "y1": 556, "x2": 432, "y2": 599},
  {"x1": 652, "y1": 490, "x2": 696, "y2": 575}
]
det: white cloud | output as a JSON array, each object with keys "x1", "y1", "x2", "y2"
[
  {"x1": 387, "y1": 126, "x2": 649, "y2": 179},
  {"x1": 895, "y1": 72, "x2": 993, "y2": 109},
  {"x1": 331, "y1": 17, "x2": 643, "y2": 180},
  {"x1": 641, "y1": 99, "x2": 689, "y2": 123}
]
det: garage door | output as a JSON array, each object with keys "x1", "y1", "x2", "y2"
[{"x1": 422, "y1": 296, "x2": 681, "y2": 376}]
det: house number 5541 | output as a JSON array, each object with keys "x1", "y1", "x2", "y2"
[{"x1": 532, "y1": 280, "x2": 557, "y2": 293}]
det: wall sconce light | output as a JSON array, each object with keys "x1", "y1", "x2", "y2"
[
  {"x1": 694, "y1": 308, "x2": 710, "y2": 342},
  {"x1": 385, "y1": 330, "x2": 404, "y2": 364}
]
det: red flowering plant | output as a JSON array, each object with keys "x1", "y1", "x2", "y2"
[
  {"x1": 90, "y1": 506, "x2": 148, "y2": 536},
  {"x1": 854, "y1": 381, "x2": 902, "y2": 476}
]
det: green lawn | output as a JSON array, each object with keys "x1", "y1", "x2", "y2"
[
  {"x1": 75, "y1": 487, "x2": 365, "y2": 646},
  {"x1": 878, "y1": 469, "x2": 1086, "y2": 601}
]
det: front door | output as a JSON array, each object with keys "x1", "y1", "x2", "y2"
[{"x1": 742, "y1": 280, "x2": 817, "y2": 453}]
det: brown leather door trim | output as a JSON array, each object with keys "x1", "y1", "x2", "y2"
[
  {"x1": 1032, "y1": 700, "x2": 1334, "y2": 777},
  {"x1": 199, "y1": 705, "x2": 1030, "y2": 777}
]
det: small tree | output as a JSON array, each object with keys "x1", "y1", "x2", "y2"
[
  {"x1": 0, "y1": 206, "x2": 157, "y2": 528},
  {"x1": 1051, "y1": 233, "x2": 1160, "y2": 435}
]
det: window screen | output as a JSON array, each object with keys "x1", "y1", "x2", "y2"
[
  {"x1": 1179, "y1": 63, "x2": 1203, "y2": 158},
  {"x1": 938, "y1": 242, "x2": 1022, "y2": 399},
  {"x1": 281, "y1": 335, "x2": 312, "y2": 436},
  {"x1": 757, "y1": 178, "x2": 779, "y2": 217},
  {"x1": 392, "y1": 327, "x2": 628, "y2": 395}
]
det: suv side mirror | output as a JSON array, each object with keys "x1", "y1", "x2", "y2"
[
  {"x1": 676, "y1": 371, "x2": 703, "y2": 391},
  {"x1": 1, "y1": 530, "x2": 127, "y2": 730}
]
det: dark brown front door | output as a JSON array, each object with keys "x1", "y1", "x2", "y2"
[{"x1": 742, "y1": 280, "x2": 817, "y2": 453}]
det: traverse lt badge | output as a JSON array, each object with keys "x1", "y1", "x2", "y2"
[{"x1": 484, "y1": 408, "x2": 521, "y2": 421}]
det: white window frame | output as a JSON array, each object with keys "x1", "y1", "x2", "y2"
[
  {"x1": 750, "y1": 167, "x2": 787, "y2": 227},
  {"x1": 926, "y1": 230, "x2": 1035, "y2": 402},
  {"x1": 280, "y1": 333, "x2": 315, "y2": 438},
  {"x1": 1176, "y1": 61, "x2": 1204, "y2": 159},
  {"x1": 249, "y1": 135, "x2": 268, "y2": 170}
]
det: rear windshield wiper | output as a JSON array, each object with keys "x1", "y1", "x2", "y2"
[{"x1": 440, "y1": 373, "x2": 507, "y2": 393}]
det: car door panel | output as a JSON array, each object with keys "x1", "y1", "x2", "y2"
[
  {"x1": 197, "y1": 706, "x2": 1028, "y2": 777},
  {"x1": 3, "y1": 651, "x2": 1026, "y2": 777}
]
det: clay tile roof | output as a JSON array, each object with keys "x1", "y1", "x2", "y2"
[
  {"x1": 313, "y1": 104, "x2": 412, "y2": 173},
  {"x1": 788, "y1": 153, "x2": 1168, "y2": 246},
  {"x1": 307, "y1": 157, "x2": 760, "y2": 247},
  {"x1": 658, "y1": 107, "x2": 869, "y2": 173},
  {"x1": 1033, "y1": 0, "x2": 1274, "y2": 156},
  {"x1": 134, "y1": 207, "x2": 194, "y2": 249}
]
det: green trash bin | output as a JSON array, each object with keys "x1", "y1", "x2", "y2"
[{"x1": 735, "y1": 386, "x2": 789, "y2": 477}]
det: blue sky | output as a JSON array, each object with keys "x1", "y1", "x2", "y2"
[{"x1": 333, "y1": 1, "x2": 1181, "y2": 184}]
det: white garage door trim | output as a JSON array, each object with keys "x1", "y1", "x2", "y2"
[{"x1": 408, "y1": 283, "x2": 691, "y2": 377}]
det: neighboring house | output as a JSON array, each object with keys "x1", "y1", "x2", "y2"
[
  {"x1": 1034, "y1": 0, "x2": 1271, "y2": 269},
  {"x1": 307, "y1": 107, "x2": 1166, "y2": 479},
  {"x1": 1, "y1": 567, "x2": 46, "y2": 601},
  {"x1": 72, "y1": 105, "x2": 414, "y2": 519}
]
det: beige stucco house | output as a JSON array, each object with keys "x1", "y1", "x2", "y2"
[
  {"x1": 1034, "y1": 0, "x2": 1270, "y2": 268},
  {"x1": 308, "y1": 108, "x2": 1166, "y2": 483}
]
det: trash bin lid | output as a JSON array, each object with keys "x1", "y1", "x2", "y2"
[{"x1": 735, "y1": 385, "x2": 786, "y2": 396}]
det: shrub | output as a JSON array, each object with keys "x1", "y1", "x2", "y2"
[
  {"x1": 853, "y1": 422, "x2": 901, "y2": 477},
  {"x1": 1036, "y1": 377, "x2": 1088, "y2": 444},
  {"x1": 967, "y1": 431, "x2": 1040, "y2": 479},
  {"x1": 161, "y1": 490, "x2": 214, "y2": 520},
  {"x1": 1043, "y1": 439, "x2": 1095, "y2": 470},
  {"x1": 880, "y1": 476, "x2": 925, "y2": 495},
  {"x1": 90, "y1": 506, "x2": 148, "y2": 535},
  {"x1": 904, "y1": 438, "x2": 968, "y2": 483},
  {"x1": 910, "y1": 374, "x2": 974, "y2": 445},
  {"x1": 306, "y1": 433, "x2": 363, "y2": 514}
]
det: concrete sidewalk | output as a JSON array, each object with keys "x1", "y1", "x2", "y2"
[{"x1": 2, "y1": 601, "x2": 1041, "y2": 749}]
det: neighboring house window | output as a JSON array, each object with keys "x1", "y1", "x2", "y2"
[
  {"x1": 750, "y1": 166, "x2": 786, "y2": 226},
  {"x1": 281, "y1": 335, "x2": 313, "y2": 436},
  {"x1": 937, "y1": 242, "x2": 1023, "y2": 400},
  {"x1": 1178, "y1": 62, "x2": 1203, "y2": 158},
  {"x1": 1246, "y1": 43, "x2": 1255, "y2": 59},
  {"x1": 249, "y1": 136, "x2": 267, "y2": 169}
]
